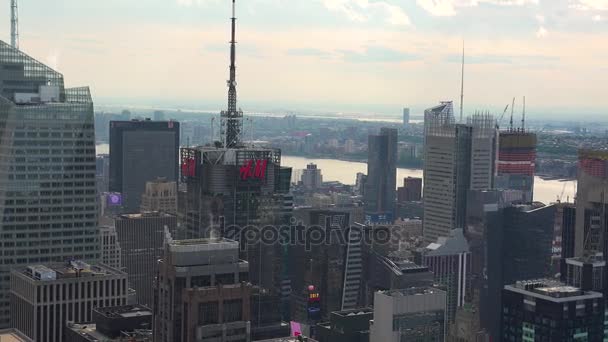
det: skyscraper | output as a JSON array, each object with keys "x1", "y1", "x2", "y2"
[
  {"x1": 403, "y1": 108, "x2": 410, "y2": 127},
  {"x1": 0, "y1": 41, "x2": 100, "y2": 327},
  {"x1": 422, "y1": 102, "x2": 496, "y2": 243},
  {"x1": 301, "y1": 163, "x2": 323, "y2": 191},
  {"x1": 496, "y1": 131, "x2": 537, "y2": 202},
  {"x1": 153, "y1": 230, "x2": 251, "y2": 342},
  {"x1": 365, "y1": 127, "x2": 397, "y2": 223},
  {"x1": 397, "y1": 176, "x2": 422, "y2": 203},
  {"x1": 109, "y1": 119, "x2": 180, "y2": 212},
  {"x1": 115, "y1": 212, "x2": 177, "y2": 307},
  {"x1": 178, "y1": 0, "x2": 292, "y2": 304},
  {"x1": 420, "y1": 228, "x2": 471, "y2": 324},
  {"x1": 501, "y1": 279, "x2": 604, "y2": 341},
  {"x1": 289, "y1": 210, "x2": 351, "y2": 322}
]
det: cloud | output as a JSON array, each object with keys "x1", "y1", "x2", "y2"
[
  {"x1": 176, "y1": 0, "x2": 213, "y2": 6},
  {"x1": 416, "y1": 0, "x2": 538, "y2": 16},
  {"x1": 535, "y1": 14, "x2": 545, "y2": 23},
  {"x1": 446, "y1": 53, "x2": 559, "y2": 65},
  {"x1": 593, "y1": 14, "x2": 603, "y2": 21},
  {"x1": 535, "y1": 13, "x2": 547, "y2": 38},
  {"x1": 287, "y1": 48, "x2": 333, "y2": 58},
  {"x1": 340, "y1": 46, "x2": 420, "y2": 63},
  {"x1": 536, "y1": 26, "x2": 548, "y2": 38},
  {"x1": 319, "y1": 0, "x2": 411, "y2": 26}
]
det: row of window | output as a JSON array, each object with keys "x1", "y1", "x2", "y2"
[{"x1": 2, "y1": 222, "x2": 97, "y2": 231}]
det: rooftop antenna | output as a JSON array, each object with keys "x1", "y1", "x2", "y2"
[
  {"x1": 459, "y1": 40, "x2": 464, "y2": 123},
  {"x1": 220, "y1": 0, "x2": 243, "y2": 148},
  {"x1": 509, "y1": 97, "x2": 515, "y2": 132},
  {"x1": 521, "y1": 96, "x2": 526, "y2": 132},
  {"x1": 10, "y1": 0, "x2": 18, "y2": 49}
]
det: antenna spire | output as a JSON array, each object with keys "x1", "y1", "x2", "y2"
[
  {"x1": 459, "y1": 40, "x2": 464, "y2": 123},
  {"x1": 220, "y1": 0, "x2": 243, "y2": 148},
  {"x1": 11, "y1": 0, "x2": 19, "y2": 49},
  {"x1": 521, "y1": 96, "x2": 526, "y2": 131}
]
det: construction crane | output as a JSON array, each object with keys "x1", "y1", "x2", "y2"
[
  {"x1": 509, "y1": 97, "x2": 515, "y2": 131},
  {"x1": 521, "y1": 96, "x2": 526, "y2": 132},
  {"x1": 557, "y1": 181, "x2": 567, "y2": 202},
  {"x1": 496, "y1": 104, "x2": 510, "y2": 129}
]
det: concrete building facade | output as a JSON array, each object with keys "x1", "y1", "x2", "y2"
[
  {"x1": 140, "y1": 178, "x2": 178, "y2": 214},
  {"x1": 10, "y1": 262, "x2": 128, "y2": 342},
  {"x1": 153, "y1": 231, "x2": 251, "y2": 342},
  {"x1": 370, "y1": 287, "x2": 447, "y2": 342},
  {"x1": 423, "y1": 102, "x2": 496, "y2": 243}
]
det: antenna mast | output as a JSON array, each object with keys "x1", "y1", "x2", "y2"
[
  {"x1": 509, "y1": 97, "x2": 515, "y2": 132},
  {"x1": 10, "y1": 0, "x2": 18, "y2": 49},
  {"x1": 459, "y1": 41, "x2": 464, "y2": 123},
  {"x1": 521, "y1": 96, "x2": 526, "y2": 131},
  {"x1": 220, "y1": 0, "x2": 243, "y2": 148}
]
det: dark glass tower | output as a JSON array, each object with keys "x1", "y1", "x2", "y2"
[
  {"x1": 364, "y1": 127, "x2": 397, "y2": 223},
  {"x1": 109, "y1": 120, "x2": 180, "y2": 212},
  {"x1": 0, "y1": 41, "x2": 100, "y2": 327}
]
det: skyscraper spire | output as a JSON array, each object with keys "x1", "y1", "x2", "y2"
[
  {"x1": 10, "y1": 0, "x2": 19, "y2": 49},
  {"x1": 459, "y1": 40, "x2": 464, "y2": 123},
  {"x1": 220, "y1": 0, "x2": 243, "y2": 148}
]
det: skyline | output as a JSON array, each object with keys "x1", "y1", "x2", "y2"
[{"x1": 1, "y1": 0, "x2": 608, "y2": 117}]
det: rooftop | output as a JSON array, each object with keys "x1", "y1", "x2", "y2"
[
  {"x1": 381, "y1": 287, "x2": 445, "y2": 297},
  {"x1": 425, "y1": 228, "x2": 470, "y2": 256},
  {"x1": 67, "y1": 323, "x2": 152, "y2": 342},
  {"x1": 17, "y1": 261, "x2": 123, "y2": 282},
  {"x1": 94, "y1": 304, "x2": 152, "y2": 319},
  {"x1": 0, "y1": 329, "x2": 33, "y2": 342},
  {"x1": 118, "y1": 211, "x2": 176, "y2": 219},
  {"x1": 506, "y1": 279, "x2": 603, "y2": 302},
  {"x1": 333, "y1": 308, "x2": 373, "y2": 318}
]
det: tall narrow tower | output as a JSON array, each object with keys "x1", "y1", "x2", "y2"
[
  {"x1": 10, "y1": 0, "x2": 18, "y2": 49},
  {"x1": 459, "y1": 41, "x2": 464, "y2": 123},
  {"x1": 220, "y1": 0, "x2": 243, "y2": 148}
]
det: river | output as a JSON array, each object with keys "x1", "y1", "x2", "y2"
[{"x1": 96, "y1": 144, "x2": 576, "y2": 205}]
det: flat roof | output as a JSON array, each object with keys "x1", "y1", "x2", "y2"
[
  {"x1": 0, "y1": 329, "x2": 33, "y2": 342},
  {"x1": 16, "y1": 262, "x2": 124, "y2": 282},
  {"x1": 119, "y1": 211, "x2": 176, "y2": 219},
  {"x1": 505, "y1": 280, "x2": 603, "y2": 302},
  {"x1": 94, "y1": 304, "x2": 152, "y2": 318}
]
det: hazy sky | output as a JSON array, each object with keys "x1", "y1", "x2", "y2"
[{"x1": 1, "y1": 0, "x2": 608, "y2": 116}]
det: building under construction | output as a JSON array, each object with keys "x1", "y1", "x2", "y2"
[
  {"x1": 422, "y1": 102, "x2": 497, "y2": 243},
  {"x1": 496, "y1": 131, "x2": 537, "y2": 203}
]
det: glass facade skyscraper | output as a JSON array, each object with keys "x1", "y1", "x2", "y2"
[
  {"x1": 0, "y1": 40, "x2": 100, "y2": 327},
  {"x1": 364, "y1": 127, "x2": 397, "y2": 223}
]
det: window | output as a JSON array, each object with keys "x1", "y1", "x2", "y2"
[
  {"x1": 198, "y1": 302, "x2": 219, "y2": 325},
  {"x1": 223, "y1": 299, "x2": 243, "y2": 322}
]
